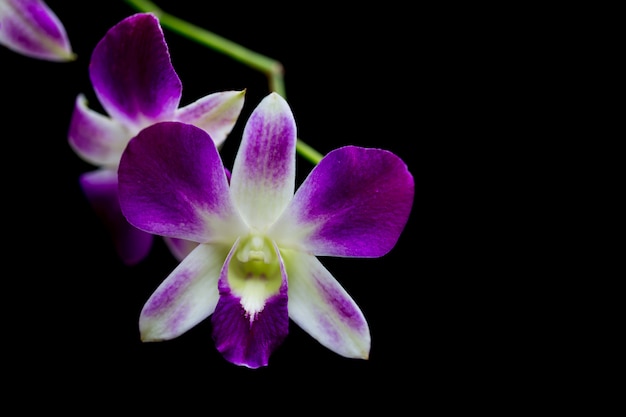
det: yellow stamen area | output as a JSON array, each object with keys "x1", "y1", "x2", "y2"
[{"x1": 229, "y1": 234, "x2": 282, "y2": 320}]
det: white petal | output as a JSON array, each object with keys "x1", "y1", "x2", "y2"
[
  {"x1": 230, "y1": 92, "x2": 297, "y2": 230},
  {"x1": 175, "y1": 90, "x2": 246, "y2": 147},
  {"x1": 285, "y1": 250, "x2": 370, "y2": 359},
  {"x1": 140, "y1": 243, "x2": 231, "y2": 341}
]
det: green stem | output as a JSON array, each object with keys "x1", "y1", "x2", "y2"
[{"x1": 123, "y1": 0, "x2": 323, "y2": 165}]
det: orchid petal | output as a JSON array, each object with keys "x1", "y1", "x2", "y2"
[
  {"x1": 175, "y1": 90, "x2": 246, "y2": 147},
  {"x1": 140, "y1": 243, "x2": 230, "y2": 341},
  {"x1": 271, "y1": 146, "x2": 414, "y2": 257},
  {"x1": 212, "y1": 239, "x2": 289, "y2": 368},
  {"x1": 68, "y1": 94, "x2": 130, "y2": 168},
  {"x1": 118, "y1": 121, "x2": 247, "y2": 243},
  {"x1": 163, "y1": 237, "x2": 199, "y2": 262},
  {"x1": 80, "y1": 169, "x2": 153, "y2": 265},
  {"x1": 285, "y1": 250, "x2": 370, "y2": 359},
  {"x1": 230, "y1": 92, "x2": 297, "y2": 230},
  {"x1": 0, "y1": 0, "x2": 75, "y2": 61},
  {"x1": 90, "y1": 12, "x2": 181, "y2": 130}
]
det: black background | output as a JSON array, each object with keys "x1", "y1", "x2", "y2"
[{"x1": 1, "y1": 0, "x2": 510, "y2": 410}]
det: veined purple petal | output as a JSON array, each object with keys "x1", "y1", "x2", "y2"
[
  {"x1": 80, "y1": 169, "x2": 152, "y2": 265},
  {"x1": 89, "y1": 13, "x2": 181, "y2": 130},
  {"x1": 140, "y1": 243, "x2": 230, "y2": 341},
  {"x1": 68, "y1": 94, "x2": 130, "y2": 168},
  {"x1": 285, "y1": 251, "x2": 370, "y2": 359},
  {"x1": 0, "y1": 0, "x2": 75, "y2": 61},
  {"x1": 175, "y1": 90, "x2": 246, "y2": 147},
  {"x1": 230, "y1": 92, "x2": 297, "y2": 230},
  {"x1": 118, "y1": 121, "x2": 246, "y2": 243},
  {"x1": 212, "y1": 240, "x2": 289, "y2": 368},
  {"x1": 271, "y1": 146, "x2": 414, "y2": 257}
]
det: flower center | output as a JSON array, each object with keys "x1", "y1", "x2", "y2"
[
  {"x1": 228, "y1": 234, "x2": 282, "y2": 318},
  {"x1": 236, "y1": 235, "x2": 276, "y2": 276}
]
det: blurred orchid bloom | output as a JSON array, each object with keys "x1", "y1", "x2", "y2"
[
  {"x1": 118, "y1": 93, "x2": 414, "y2": 368},
  {"x1": 0, "y1": 0, "x2": 75, "y2": 61},
  {"x1": 68, "y1": 13, "x2": 245, "y2": 265}
]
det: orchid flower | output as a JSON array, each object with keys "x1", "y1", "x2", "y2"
[
  {"x1": 68, "y1": 12, "x2": 245, "y2": 265},
  {"x1": 0, "y1": 0, "x2": 74, "y2": 61},
  {"x1": 118, "y1": 92, "x2": 414, "y2": 368}
]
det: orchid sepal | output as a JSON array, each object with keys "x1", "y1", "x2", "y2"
[{"x1": 0, "y1": 0, "x2": 75, "y2": 61}]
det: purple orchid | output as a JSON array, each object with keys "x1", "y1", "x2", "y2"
[
  {"x1": 118, "y1": 92, "x2": 414, "y2": 368},
  {"x1": 0, "y1": 0, "x2": 75, "y2": 61},
  {"x1": 68, "y1": 13, "x2": 245, "y2": 265}
]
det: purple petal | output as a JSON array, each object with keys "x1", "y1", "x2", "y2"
[
  {"x1": 212, "y1": 240, "x2": 289, "y2": 368},
  {"x1": 80, "y1": 169, "x2": 153, "y2": 265},
  {"x1": 118, "y1": 121, "x2": 246, "y2": 243},
  {"x1": 175, "y1": 90, "x2": 246, "y2": 147},
  {"x1": 230, "y1": 92, "x2": 297, "y2": 229},
  {"x1": 163, "y1": 237, "x2": 199, "y2": 261},
  {"x1": 286, "y1": 251, "x2": 370, "y2": 359},
  {"x1": 271, "y1": 146, "x2": 414, "y2": 257},
  {"x1": 68, "y1": 94, "x2": 130, "y2": 167},
  {"x1": 140, "y1": 243, "x2": 229, "y2": 341},
  {"x1": 0, "y1": 0, "x2": 75, "y2": 61},
  {"x1": 89, "y1": 13, "x2": 181, "y2": 129}
]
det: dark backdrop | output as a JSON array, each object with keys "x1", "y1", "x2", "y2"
[{"x1": 1, "y1": 0, "x2": 483, "y2": 410}]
